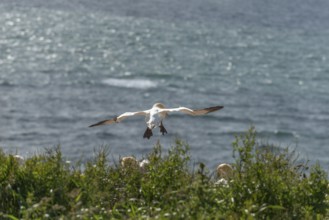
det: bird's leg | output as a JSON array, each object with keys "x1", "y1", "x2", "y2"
[
  {"x1": 143, "y1": 127, "x2": 153, "y2": 139},
  {"x1": 159, "y1": 121, "x2": 168, "y2": 135}
]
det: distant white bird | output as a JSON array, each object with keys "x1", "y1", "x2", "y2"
[
  {"x1": 120, "y1": 156, "x2": 139, "y2": 168},
  {"x1": 216, "y1": 163, "x2": 233, "y2": 179},
  {"x1": 89, "y1": 103, "x2": 223, "y2": 139},
  {"x1": 120, "y1": 157, "x2": 150, "y2": 172},
  {"x1": 13, "y1": 155, "x2": 25, "y2": 165}
]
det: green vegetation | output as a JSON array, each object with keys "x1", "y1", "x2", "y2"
[{"x1": 0, "y1": 127, "x2": 328, "y2": 219}]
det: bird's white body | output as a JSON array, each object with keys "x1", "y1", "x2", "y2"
[
  {"x1": 145, "y1": 103, "x2": 168, "y2": 129},
  {"x1": 89, "y1": 103, "x2": 223, "y2": 139}
]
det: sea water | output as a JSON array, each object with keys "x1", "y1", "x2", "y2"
[{"x1": 1, "y1": 0, "x2": 329, "y2": 170}]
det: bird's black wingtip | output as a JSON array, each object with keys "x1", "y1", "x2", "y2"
[
  {"x1": 88, "y1": 121, "x2": 103, "y2": 128},
  {"x1": 205, "y1": 105, "x2": 224, "y2": 113},
  {"x1": 88, "y1": 118, "x2": 113, "y2": 128}
]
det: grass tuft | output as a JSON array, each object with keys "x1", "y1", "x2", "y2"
[{"x1": 0, "y1": 127, "x2": 328, "y2": 219}]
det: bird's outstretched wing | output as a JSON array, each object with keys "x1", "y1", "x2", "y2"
[
  {"x1": 89, "y1": 111, "x2": 148, "y2": 127},
  {"x1": 159, "y1": 105, "x2": 223, "y2": 116}
]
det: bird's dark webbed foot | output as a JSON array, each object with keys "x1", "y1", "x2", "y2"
[
  {"x1": 159, "y1": 122, "x2": 168, "y2": 135},
  {"x1": 143, "y1": 127, "x2": 153, "y2": 139}
]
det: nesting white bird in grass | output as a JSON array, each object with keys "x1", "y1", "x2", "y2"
[
  {"x1": 13, "y1": 155, "x2": 25, "y2": 165},
  {"x1": 216, "y1": 163, "x2": 233, "y2": 179},
  {"x1": 89, "y1": 103, "x2": 223, "y2": 139},
  {"x1": 120, "y1": 157, "x2": 150, "y2": 172},
  {"x1": 120, "y1": 156, "x2": 139, "y2": 168},
  {"x1": 215, "y1": 163, "x2": 233, "y2": 186}
]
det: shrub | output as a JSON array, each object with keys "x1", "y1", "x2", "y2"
[
  {"x1": 0, "y1": 128, "x2": 328, "y2": 219},
  {"x1": 229, "y1": 127, "x2": 329, "y2": 219}
]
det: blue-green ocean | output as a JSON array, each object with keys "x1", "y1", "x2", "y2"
[{"x1": 1, "y1": 0, "x2": 329, "y2": 169}]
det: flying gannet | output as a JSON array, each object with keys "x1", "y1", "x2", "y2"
[{"x1": 89, "y1": 103, "x2": 223, "y2": 139}]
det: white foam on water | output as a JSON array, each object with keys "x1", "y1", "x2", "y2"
[{"x1": 102, "y1": 78, "x2": 158, "y2": 89}]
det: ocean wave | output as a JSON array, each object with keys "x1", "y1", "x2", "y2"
[
  {"x1": 168, "y1": 114, "x2": 253, "y2": 124},
  {"x1": 257, "y1": 130, "x2": 299, "y2": 139},
  {"x1": 0, "y1": 80, "x2": 15, "y2": 87},
  {"x1": 96, "y1": 131, "x2": 118, "y2": 139},
  {"x1": 102, "y1": 78, "x2": 158, "y2": 89},
  {"x1": 206, "y1": 130, "x2": 299, "y2": 139}
]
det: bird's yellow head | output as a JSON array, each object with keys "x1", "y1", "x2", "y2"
[{"x1": 153, "y1": 103, "x2": 166, "y2": 109}]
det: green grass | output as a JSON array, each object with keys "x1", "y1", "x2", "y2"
[{"x1": 0, "y1": 127, "x2": 328, "y2": 219}]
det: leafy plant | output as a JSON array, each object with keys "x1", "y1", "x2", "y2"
[{"x1": 0, "y1": 128, "x2": 328, "y2": 219}]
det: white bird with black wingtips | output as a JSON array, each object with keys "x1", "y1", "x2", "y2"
[{"x1": 89, "y1": 103, "x2": 223, "y2": 139}]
